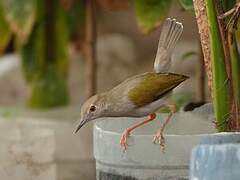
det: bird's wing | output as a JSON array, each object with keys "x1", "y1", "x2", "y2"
[
  {"x1": 154, "y1": 18, "x2": 183, "y2": 73},
  {"x1": 128, "y1": 72, "x2": 188, "y2": 107}
]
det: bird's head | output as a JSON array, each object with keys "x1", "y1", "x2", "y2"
[{"x1": 75, "y1": 94, "x2": 106, "y2": 133}]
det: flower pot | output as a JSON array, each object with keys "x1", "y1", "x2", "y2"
[
  {"x1": 94, "y1": 110, "x2": 216, "y2": 180},
  {"x1": 190, "y1": 132, "x2": 240, "y2": 180}
]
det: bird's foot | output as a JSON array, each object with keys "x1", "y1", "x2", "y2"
[
  {"x1": 152, "y1": 104, "x2": 176, "y2": 152},
  {"x1": 120, "y1": 128, "x2": 131, "y2": 152},
  {"x1": 152, "y1": 130, "x2": 165, "y2": 151}
]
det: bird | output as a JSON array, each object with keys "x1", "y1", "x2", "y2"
[{"x1": 75, "y1": 18, "x2": 188, "y2": 151}]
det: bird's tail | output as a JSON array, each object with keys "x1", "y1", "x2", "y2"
[{"x1": 154, "y1": 18, "x2": 183, "y2": 73}]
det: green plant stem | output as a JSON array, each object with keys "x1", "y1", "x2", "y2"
[
  {"x1": 231, "y1": 36, "x2": 240, "y2": 104},
  {"x1": 220, "y1": 0, "x2": 240, "y2": 129},
  {"x1": 205, "y1": 0, "x2": 230, "y2": 131},
  {"x1": 229, "y1": 34, "x2": 240, "y2": 127}
]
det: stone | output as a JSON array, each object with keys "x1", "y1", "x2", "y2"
[
  {"x1": 192, "y1": 103, "x2": 214, "y2": 121},
  {"x1": 0, "y1": 115, "x2": 95, "y2": 180},
  {"x1": 0, "y1": 121, "x2": 56, "y2": 180}
]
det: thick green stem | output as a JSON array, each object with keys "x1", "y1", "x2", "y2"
[
  {"x1": 229, "y1": 35, "x2": 240, "y2": 127},
  {"x1": 205, "y1": 0, "x2": 230, "y2": 131},
  {"x1": 230, "y1": 37, "x2": 240, "y2": 105},
  {"x1": 221, "y1": 0, "x2": 240, "y2": 129},
  {"x1": 226, "y1": 1, "x2": 240, "y2": 128}
]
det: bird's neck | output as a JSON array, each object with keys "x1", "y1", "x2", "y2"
[{"x1": 98, "y1": 91, "x2": 118, "y2": 117}]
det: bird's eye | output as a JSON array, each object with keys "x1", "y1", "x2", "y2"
[{"x1": 89, "y1": 105, "x2": 96, "y2": 112}]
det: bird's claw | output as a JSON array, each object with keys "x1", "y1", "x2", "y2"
[
  {"x1": 120, "y1": 129, "x2": 131, "y2": 152},
  {"x1": 152, "y1": 130, "x2": 165, "y2": 152}
]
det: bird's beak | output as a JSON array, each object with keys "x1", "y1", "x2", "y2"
[{"x1": 74, "y1": 117, "x2": 88, "y2": 133}]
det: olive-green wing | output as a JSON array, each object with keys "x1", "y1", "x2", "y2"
[{"x1": 128, "y1": 73, "x2": 188, "y2": 107}]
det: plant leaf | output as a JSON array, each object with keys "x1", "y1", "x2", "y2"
[
  {"x1": 134, "y1": 0, "x2": 172, "y2": 34},
  {"x1": 179, "y1": 0, "x2": 194, "y2": 11},
  {"x1": 0, "y1": 0, "x2": 36, "y2": 44},
  {"x1": 20, "y1": 25, "x2": 43, "y2": 82},
  {"x1": 66, "y1": 0, "x2": 85, "y2": 40},
  {"x1": 55, "y1": 1, "x2": 69, "y2": 78},
  {"x1": 0, "y1": 4, "x2": 11, "y2": 53}
]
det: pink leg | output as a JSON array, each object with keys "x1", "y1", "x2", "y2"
[
  {"x1": 120, "y1": 113, "x2": 156, "y2": 151},
  {"x1": 153, "y1": 104, "x2": 177, "y2": 150}
]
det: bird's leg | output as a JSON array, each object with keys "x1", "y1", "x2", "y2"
[
  {"x1": 153, "y1": 104, "x2": 176, "y2": 150},
  {"x1": 120, "y1": 113, "x2": 156, "y2": 151}
]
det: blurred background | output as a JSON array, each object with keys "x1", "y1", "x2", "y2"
[{"x1": 0, "y1": 0, "x2": 209, "y2": 179}]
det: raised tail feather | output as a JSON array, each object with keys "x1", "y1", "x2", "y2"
[{"x1": 154, "y1": 18, "x2": 183, "y2": 73}]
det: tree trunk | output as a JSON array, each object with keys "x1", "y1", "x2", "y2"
[
  {"x1": 193, "y1": 0, "x2": 212, "y2": 94},
  {"x1": 85, "y1": 0, "x2": 97, "y2": 98},
  {"x1": 197, "y1": 42, "x2": 206, "y2": 102}
]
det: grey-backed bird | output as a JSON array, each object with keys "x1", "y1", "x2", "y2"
[{"x1": 75, "y1": 18, "x2": 188, "y2": 150}]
